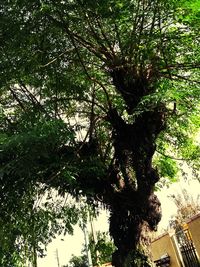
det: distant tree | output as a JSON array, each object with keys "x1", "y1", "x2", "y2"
[
  {"x1": 88, "y1": 231, "x2": 115, "y2": 266},
  {"x1": 66, "y1": 255, "x2": 88, "y2": 267},
  {"x1": 66, "y1": 230, "x2": 115, "y2": 267},
  {"x1": 169, "y1": 188, "x2": 200, "y2": 225}
]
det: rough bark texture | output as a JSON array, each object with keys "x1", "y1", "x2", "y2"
[{"x1": 105, "y1": 68, "x2": 165, "y2": 267}]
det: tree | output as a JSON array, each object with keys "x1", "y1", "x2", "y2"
[
  {"x1": 66, "y1": 255, "x2": 88, "y2": 267},
  {"x1": 0, "y1": 0, "x2": 200, "y2": 266},
  {"x1": 67, "y1": 231, "x2": 115, "y2": 267},
  {"x1": 169, "y1": 188, "x2": 200, "y2": 225},
  {"x1": 88, "y1": 231, "x2": 115, "y2": 266}
]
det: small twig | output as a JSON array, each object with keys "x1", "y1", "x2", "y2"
[
  {"x1": 160, "y1": 73, "x2": 200, "y2": 85},
  {"x1": 41, "y1": 51, "x2": 66, "y2": 67},
  {"x1": 156, "y1": 150, "x2": 196, "y2": 161}
]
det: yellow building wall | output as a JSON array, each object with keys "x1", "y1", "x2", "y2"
[
  {"x1": 150, "y1": 213, "x2": 200, "y2": 266},
  {"x1": 188, "y1": 213, "x2": 200, "y2": 258},
  {"x1": 150, "y1": 233, "x2": 181, "y2": 267}
]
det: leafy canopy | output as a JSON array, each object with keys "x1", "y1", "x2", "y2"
[{"x1": 0, "y1": 0, "x2": 200, "y2": 264}]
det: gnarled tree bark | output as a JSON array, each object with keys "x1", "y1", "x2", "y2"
[{"x1": 104, "y1": 67, "x2": 166, "y2": 267}]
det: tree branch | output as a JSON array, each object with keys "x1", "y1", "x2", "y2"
[
  {"x1": 160, "y1": 73, "x2": 200, "y2": 85},
  {"x1": 19, "y1": 82, "x2": 50, "y2": 117},
  {"x1": 9, "y1": 86, "x2": 26, "y2": 112},
  {"x1": 156, "y1": 149, "x2": 198, "y2": 161},
  {"x1": 46, "y1": 14, "x2": 109, "y2": 63}
]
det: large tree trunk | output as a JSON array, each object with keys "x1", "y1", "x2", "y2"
[
  {"x1": 105, "y1": 69, "x2": 166, "y2": 266},
  {"x1": 107, "y1": 110, "x2": 163, "y2": 266},
  {"x1": 109, "y1": 191, "x2": 161, "y2": 267}
]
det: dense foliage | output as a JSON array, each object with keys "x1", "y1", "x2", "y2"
[{"x1": 0, "y1": 0, "x2": 200, "y2": 266}]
